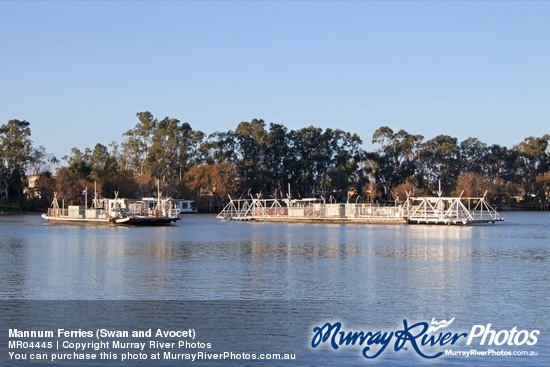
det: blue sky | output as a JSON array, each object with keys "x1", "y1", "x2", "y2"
[{"x1": 1, "y1": 1, "x2": 549, "y2": 160}]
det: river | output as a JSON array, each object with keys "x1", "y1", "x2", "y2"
[{"x1": 0, "y1": 212, "x2": 548, "y2": 366}]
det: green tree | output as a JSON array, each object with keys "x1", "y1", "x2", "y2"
[
  {"x1": 121, "y1": 112, "x2": 204, "y2": 196},
  {"x1": 54, "y1": 147, "x2": 94, "y2": 204},
  {"x1": 417, "y1": 135, "x2": 460, "y2": 194},
  {"x1": 370, "y1": 126, "x2": 424, "y2": 199},
  {"x1": 263, "y1": 123, "x2": 292, "y2": 196},
  {"x1": 146, "y1": 118, "x2": 204, "y2": 184},
  {"x1": 27, "y1": 145, "x2": 59, "y2": 176},
  {"x1": 63, "y1": 147, "x2": 92, "y2": 179},
  {"x1": 199, "y1": 131, "x2": 238, "y2": 164},
  {"x1": 121, "y1": 111, "x2": 158, "y2": 173},
  {"x1": 485, "y1": 144, "x2": 515, "y2": 181},
  {"x1": 90, "y1": 143, "x2": 118, "y2": 181},
  {"x1": 460, "y1": 137, "x2": 488, "y2": 175},
  {"x1": 512, "y1": 135, "x2": 550, "y2": 203},
  {"x1": 289, "y1": 126, "x2": 326, "y2": 196},
  {"x1": 146, "y1": 117, "x2": 183, "y2": 182},
  {"x1": 456, "y1": 138, "x2": 520, "y2": 204},
  {"x1": 325, "y1": 129, "x2": 365, "y2": 199},
  {"x1": 0, "y1": 119, "x2": 33, "y2": 201},
  {"x1": 233, "y1": 119, "x2": 268, "y2": 194}
]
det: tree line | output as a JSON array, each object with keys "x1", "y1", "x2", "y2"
[{"x1": 1, "y1": 113, "x2": 549, "y2": 211}]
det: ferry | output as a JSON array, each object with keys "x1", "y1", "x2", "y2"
[
  {"x1": 42, "y1": 190, "x2": 180, "y2": 226},
  {"x1": 217, "y1": 192, "x2": 504, "y2": 225}
]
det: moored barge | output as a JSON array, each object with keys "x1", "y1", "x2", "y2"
[{"x1": 217, "y1": 193, "x2": 504, "y2": 225}]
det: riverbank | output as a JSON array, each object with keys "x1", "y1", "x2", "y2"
[
  {"x1": 0, "y1": 204, "x2": 23, "y2": 214},
  {"x1": 500, "y1": 203, "x2": 550, "y2": 211}
]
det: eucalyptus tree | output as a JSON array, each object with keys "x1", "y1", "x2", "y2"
[
  {"x1": 459, "y1": 137, "x2": 489, "y2": 175},
  {"x1": 483, "y1": 144, "x2": 523, "y2": 202},
  {"x1": 456, "y1": 140, "x2": 520, "y2": 202},
  {"x1": 121, "y1": 112, "x2": 204, "y2": 195},
  {"x1": 27, "y1": 145, "x2": 59, "y2": 176},
  {"x1": 484, "y1": 144, "x2": 515, "y2": 181},
  {"x1": 145, "y1": 117, "x2": 184, "y2": 182},
  {"x1": 199, "y1": 131, "x2": 238, "y2": 164},
  {"x1": 146, "y1": 118, "x2": 205, "y2": 194},
  {"x1": 325, "y1": 129, "x2": 365, "y2": 199},
  {"x1": 537, "y1": 171, "x2": 550, "y2": 204},
  {"x1": 90, "y1": 143, "x2": 117, "y2": 181},
  {"x1": 417, "y1": 134, "x2": 461, "y2": 194},
  {"x1": 0, "y1": 119, "x2": 34, "y2": 200},
  {"x1": 285, "y1": 126, "x2": 364, "y2": 199},
  {"x1": 233, "y1": 119, "x2": 268, "y2": 194},
  {"x1": 317, "y1": 128, "x2": 339, "y2": 194},
  {"x1": 370, "y1": 126, "x2": 424, "y2": 198},
  {"x1": 263, "y1": 123, "x2": 292, "y2": 196},
  {"x1": 63, "y1": 147, "x2": 92, "y2": 178},
  {"x1": 179, "y1": 123, "x2": 205, "y2": 169},
  {"x1": 55, "y1": 147, "x2": 93, "y2": 202},
  {"x1": 84, "y1": 143, "x2": 121, "y2": 197},
  {"x1": 512, "y1": 135, "x2": 550, "y2": 202},
  {"x1": 121, "y1": 111, "x2": 158, "y2": 173},
  {"x1": 290, "y1": 126, "x2": 326, "y2": 196}
]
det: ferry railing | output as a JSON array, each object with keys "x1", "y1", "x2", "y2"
[
  {"x1": 217, "y1": 195, "x2": 503, "y2": 223},
  {"x1": 344, "y1": 203, "x2": 403, "y2": 219},
  {"x1": 218, "y1": 198, "x2": 406, "y2": 221},
  {"x1": 404, "y1": 195, "x2": 504, "y2": 223},
  {"x1": 217, "y1": 197, "x2": 258, "y2": 220},
  {"x1": 48, "y1": 208, "x2": 69, "y2": 217}
]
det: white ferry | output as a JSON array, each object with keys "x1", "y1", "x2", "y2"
[
  {"x1": 42, "y1": 190, "x2": 180, "y2": 226},
  {"x1": 138, "y1": 198, "x2": 197, "y2": 214}
]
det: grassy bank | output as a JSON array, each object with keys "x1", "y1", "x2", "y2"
[{"x1": 0, "y1": 203, "x2": 23, "y2": 214}]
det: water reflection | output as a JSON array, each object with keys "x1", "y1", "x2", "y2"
[
  {"x1": 0, "y1": 214, "x2": 548, "y2": 304},
  {"x1": 373, "y1": 242, "x2": 473, "y2": 262},
  {"x1": 1, "y1": 214, "x2": 548, "y2": 366},
  {"x1": 0, "y1": 239, "x2": 28, "y2": 299}
]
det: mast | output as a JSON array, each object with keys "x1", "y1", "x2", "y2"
[{"x1": 92, "y1": 181, "x2": 101, "y2": 208}]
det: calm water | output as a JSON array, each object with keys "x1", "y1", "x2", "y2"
[{"x1": 1, "y1": 212, "x2": 548, "y2": 366}]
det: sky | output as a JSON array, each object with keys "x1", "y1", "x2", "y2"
[{"x1": 1, "y1": 1, "x2": 549, "y2": 160}]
